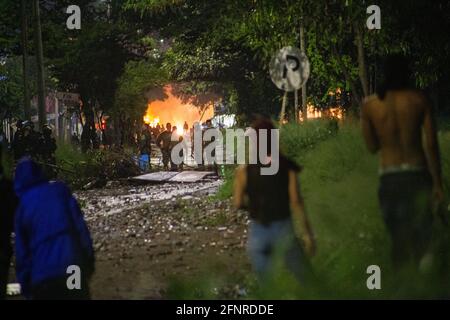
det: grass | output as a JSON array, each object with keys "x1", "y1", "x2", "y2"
[
  {"x1": 203, "y1": 211, "x2": 228, "y2": 227},
  {"x1": 167, "y1": 119, "x2": 450, "y2": 299},
  {"x1": 214, "y1": 165, "x2": 235, "y2": 200},
  {"x1": 298, "y1": 123, "x2": 389, "y2": 298}
]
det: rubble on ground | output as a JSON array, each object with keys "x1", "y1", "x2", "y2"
[{"x1": 74, "y1": 180, "x2": 251, "y2": 299}]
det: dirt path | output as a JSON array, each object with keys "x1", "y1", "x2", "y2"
[{"x1": 75, "y1": 180, "x2": 252, "y2": 299}]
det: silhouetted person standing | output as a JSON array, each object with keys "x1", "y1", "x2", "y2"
[
  {"x1": 202, "y1": 119, "x2": 219, "y2": 175},
  {"x1": 361, "y1": 54, "x2": 444, "y2": 272},
  {"x1": 38, "y1": 125, "x2": 57, "y2": 179},
  {"x1": 156, "y1": 123, "x2": 173, "y2": 170},
  {"x1": 12, "y1": 120, "x2": 24, "y2": 161}
]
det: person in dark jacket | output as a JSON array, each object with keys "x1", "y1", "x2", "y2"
[
  {"x1": 37, "y1": 125, "x2": 57, "y2": 179},
  {"x1": 12, "y1": 119, "x2": 24, "y2": 161},
  {"x1": 156, "y1": 123, "x2": 173, "y2": 170},
  {"x1": 14, "y1": 158, "x2": 94, "y2": 300},
  {"x1": 0, "y1": 147, "x2": 18, "y2": 300}
]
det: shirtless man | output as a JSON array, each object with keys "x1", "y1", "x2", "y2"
[{"x1": 361, "y1": 54, "x2": 444, "y2": 271}]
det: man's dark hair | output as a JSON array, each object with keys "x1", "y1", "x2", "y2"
[
  {"x1": 377, "y1": 54, "x2": 412, "y2": 99},
  {"x1": 250, "y1": 115, "x2": 301, "y2": 171}
]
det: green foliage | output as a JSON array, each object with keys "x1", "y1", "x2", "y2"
[
  {"x1": 0, "y1": 0, "x2": 20, "y2": 56},
  {"x1": 214, "y1": 165, "x2": 236, "y2": 200},
  {"x1": 0, "y1": 57, "x2": 24, "y2": 117},
  {"x1": 30, "y1": 1, "x2": 150, "y2": 118},
  {"x1": 54, "y1": 22, "x2": 134, "y2": 111},
  {"x1": 440, "y1": 130, "x2": 450, "y2": 194},
  {"x1": 124, "y1": 0, "x2": 184, "y2": 13},
  {"x1": 0, "y1": 55, "x2": 57, "y2": 118},
  {"x1": 163, "y1": 46, "x2": 237, "y2": 81},
  {"x1": 124, "y1": 0, "x2": 450, "y2": 117},
  {"x1": 56, "y1": 143, "x2": 141, "y2": 189},
  {"x1": 114, "y1": 59, "x2": 168, "y2": 120}
]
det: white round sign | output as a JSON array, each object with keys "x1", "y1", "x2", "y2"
[{"x1": 269, "y1": 46, "x2": 310, "y2": 92}]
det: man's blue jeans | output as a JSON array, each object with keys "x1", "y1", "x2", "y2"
[{"x1": 247, "y1": 219, "x2": 310, "y2": 283}]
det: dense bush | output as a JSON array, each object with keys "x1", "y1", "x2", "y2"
[{"x1": 56, "y1": 144, "x2": 141, "y2": 189}]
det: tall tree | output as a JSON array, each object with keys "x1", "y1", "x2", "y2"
[
  {"x1": 21, "y1": 0, "x2": 31, "y2": 121},
  {"x1": 32, "y1": 0, "x2": 46, "y2": 130}
]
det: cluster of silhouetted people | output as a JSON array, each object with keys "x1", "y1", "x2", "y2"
[
  {"x1": 141, "y1": 119, "x2": 218, "y2": 173},
  {"x1": 11, "y1": 120, "x2": 57, "y2": 178}
]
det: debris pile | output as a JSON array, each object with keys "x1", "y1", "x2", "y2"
[{"x1": 74, "y1": 180, "x2": 251, "y2": 299}]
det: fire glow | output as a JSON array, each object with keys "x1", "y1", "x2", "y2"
[
  {"x1": 143, "y1": 85, "x2": 214, "y2": 134},
  {"x1": 300, "y1": 104, "x2": 344, "y2": 121},
  {"x1": 300, "y1": 88, "x2": 345, "y2": 121}
]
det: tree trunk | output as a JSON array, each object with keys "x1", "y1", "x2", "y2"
[
  {"x1": 32, "y1": 0, "x2": 46, "y2": 130},
  {"x1": 299, "y1": 20, "x2": 307, "y2": 121},
  {"x1": 332, "y1": 44, "x2": 362, "y2": 108},
  {"x1": 21, "y1": 0, "x2": 31, "y2": 121},
  {"x1": 355, "y1": 25, "x2": 369, "y2": 98}
]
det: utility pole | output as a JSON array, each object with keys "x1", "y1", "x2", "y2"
[
  {"x1": 21, "y1": 0, "x2": 31, "y2": 121},
  {"x1": 299, "y1": 20, "x2": 307, "y2": 121},
  {"x1": 32, "y1": 0, "x2": 46, "y2": 130}
]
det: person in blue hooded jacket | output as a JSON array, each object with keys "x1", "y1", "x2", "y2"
[{"x1": 14, "y1": 158, "x2": 95, "y2": 299}]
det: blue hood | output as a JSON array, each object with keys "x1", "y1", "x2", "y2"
[
  {"x1": 14, "y1": 158, "x2": 47, "y2": 197},
  {"x1": 13, "y1": 158, "x2": 95, "y2": 296}
]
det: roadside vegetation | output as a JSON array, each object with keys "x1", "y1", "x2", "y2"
[
  {"x1": 169, "y1": 119, "x2": 450, "y2": 299},
  {"x1": 55, "y1": 144, "x2": 141, "y2": 190}
]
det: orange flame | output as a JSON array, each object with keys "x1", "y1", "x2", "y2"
[
  {"x1": 143, "y1": 114, "x2": 160, "y2": 127},
  {"x1": 328, "y1": 107, "x2": 344, "y2": 119},
  {"x1": 299, "y1": 87, "x2": 345, "y2": 121},
  {"x1": 300, "y1": 104, "x2": 344, "y2": 121},
  {"x1": 143, "y1": 85, "x2": 214, "y2": 133}
]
